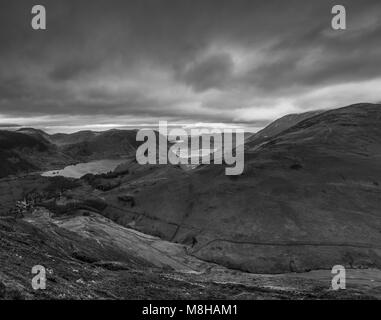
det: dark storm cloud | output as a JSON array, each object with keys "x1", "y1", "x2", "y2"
[
  {"x1": 49, "y1": 59, "x2": 99, "y2": 81},
  {"x1": 0, "y1": 0, "x2": 381, "y2": 129},
  {"x1": 0, "y1": 123, "x2": 20, "y2": 128},
  {"x1": 179, "y1": 53, "x2": 234, "y2": 92},
  {"x1": 242, "y1": 17, "x2": 381, "y2": 92}
]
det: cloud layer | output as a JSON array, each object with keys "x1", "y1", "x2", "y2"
[{"x1": 0, "y1": 0, "x2": 381, "y2": 132}]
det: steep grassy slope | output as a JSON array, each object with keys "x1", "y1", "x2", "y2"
[
  {"x1": 245, "y1": 110, "x2": 324, "y2": 147},
  {"x1": 0, "y1": 131, "x2": 50, "y2": 178},
  {"x1": 0, "y1": 130, "x2": 50, "y2": 151},
  {"x1": 17, "y1": 128, "x2": 52, "y2": 144}
]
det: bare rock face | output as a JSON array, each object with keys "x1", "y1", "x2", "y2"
[{"x1": 126, "y1": 103, "x2": 381, "y2": 273}]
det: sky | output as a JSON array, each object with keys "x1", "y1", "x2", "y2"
[{"x1": 0, "y1": 0, "x2": 381, "y2": 133}]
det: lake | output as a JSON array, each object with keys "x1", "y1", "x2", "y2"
[{"x1": 41, "y1": 159, "x2": 127, "y2": 179}]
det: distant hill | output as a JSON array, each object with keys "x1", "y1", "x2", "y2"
[
  {"x1": 61, "y1": 129, "x2": 140, "y2": 160},
  {"x1": 49, "y1": 131, "x2": 97, "y2": 146},
  {"x1": 113, "y1": 103, "x2": 381, "y2": 273},
  {"x1": 17, "y1": 128, "x2": 52, "y2": 145}
]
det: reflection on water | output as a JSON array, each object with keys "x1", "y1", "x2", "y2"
[{"x1": 41, "y1": 159, "x2": 126, "y2": 179}]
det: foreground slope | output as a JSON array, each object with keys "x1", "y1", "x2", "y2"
[
  {"x1": 2, "y1": 209, "x2": 380, "y2": 299},
  {"x1": 111, "y1": 103, "x2": 381, "y2": 273}
]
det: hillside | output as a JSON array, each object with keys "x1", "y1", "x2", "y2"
[
  {"x1": 96, "y1": 103, "x2": 381, "y2": 273},
  {"x1": 245, "y1": 110, "x2": 324, "y2": 148},
  {"x1": 0, "y1": 130, "x2": 50, "y2": 151},
  {"x1": 0, "y1": 130, "x2": 77, "y2": 178},
  {"x1": 60, "y1": 130, "x2": 140, "y2": 160},
  {"x1": 0, "y1": 131, "x2": 52, "y2": 178},
  {"x1": 49, "y1": 131, "x2": 97, "y2": 146},
  {"x1": 17, "y1": 128, "x2": 52, "y2": 145},
  {"x1": 3, "y1": 206, "x2": 374, "y2": 299}
]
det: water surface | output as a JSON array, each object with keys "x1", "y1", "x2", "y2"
[{"x1": 42, "y1": 159, "x2": 126, "y2": 179}]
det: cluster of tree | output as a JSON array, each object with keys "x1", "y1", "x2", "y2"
[
  {"x1": 81, "y1": 170, "x2": 129, "y2": 191},
  {"x1": 43, "y1": 176, "x2": 81, "y2": 194}
]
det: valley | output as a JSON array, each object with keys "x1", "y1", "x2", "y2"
[{"x1": 1, "y1": 103, "x2": 381, "y2": 299}]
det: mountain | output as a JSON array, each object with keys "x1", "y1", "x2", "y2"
[
  {"x1": 245, "y1": 110, "x2": 324, "y2": 148},
  {"x1": 61, "y1": 129, "x2": 140, "y2": 160},
  {"x1": 101, "y1": 103, "x2": 381, "y2": 273},
  {"x1": 0, "y1": 130, "x2": 54, "y2": 178},
  {"x1": 0, "y1": 128, "x2": 146, "y2": 178},
  {"x1": 49, "y1": 131, "x2": 97, "y2": 146},
  {"x1": 17, "y1": 128, "x2": 52, "y2": 145},
  {"x1": 1, "y1": 127, "x2": 170, "y2": 178},
  {"x1": 2, "y1": 103, "x2": 381, "y2": 298},
  {"x1": 0, "y1": 130, "x2": 51, "y2": 152}
]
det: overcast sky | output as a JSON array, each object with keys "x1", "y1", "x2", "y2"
[{"x1": 0, "y1": 0, "x2": 381, "y2": 133}]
